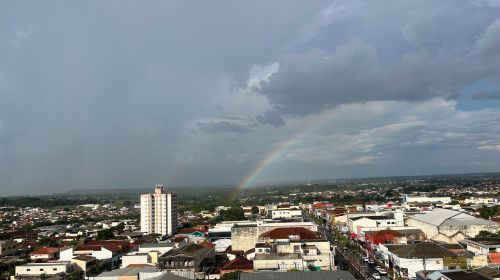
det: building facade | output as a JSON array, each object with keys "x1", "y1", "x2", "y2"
[{"x1": 140, "y1": 184, "x2": 178, "y2": 236}]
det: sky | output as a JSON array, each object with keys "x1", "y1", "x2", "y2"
[{"x1": 1, "y1": 0, "x2": 500, "y2": 195}]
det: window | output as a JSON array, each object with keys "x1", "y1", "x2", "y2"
[{"x1": 53, "y1": 268, "x2": 57, "y2": 271}]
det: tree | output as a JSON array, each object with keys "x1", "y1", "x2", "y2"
[
  {"x1": 251, "y1": 206, "x2": 259, "y2": 215},
  {"x1": 97, "y1": 229, "x2": 114, "y2": 240},
  {"x1": 38, "y1": 236, "x2": 58, "y2": 247},
  {"x1": 221, "y1": 207, "x2": 245, "y2": 221},
  {"x1": 476, "y1": 230, "x2": 500, "y2": 238}
]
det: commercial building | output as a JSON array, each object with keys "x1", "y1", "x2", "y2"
[
  {"x1": 379, "y1": 243, "x2": 466, "y2": 278},
  {"x1": 141, "y1": 184, "x2": 178, "y2": 236},
  {"x1": 402, "y1": 195, "x2": 452, "y2": 204},
  {"x1": 406, "y1": 208, "x2": 500, "y2": 243}
]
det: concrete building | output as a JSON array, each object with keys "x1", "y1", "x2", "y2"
[
  {"x1": 158, "y1": 243, "x2": 210, "y2": 273},
  {"x1": 463, "y1": 197, "x2": 498, "y2": 205},
  {"x1": 379, "y1": 243, "x2": 466, "y2": 278},
  {"x1": 0, "y1": 239, "x2": 17, "y2": 256},
  {"x1": 257, "y1": 227, "x2": 334, "y2": 270},
  {"x1": 141, "y1": 184, "x2": 178, "y2": 236},
  {"x1": 464, "y1": 237, "x2": 500, "y2": 265},
  {"x1": 31, "y1": 247, "x2": 59, "y2": 260},
  {"x1": 240, "y1": 271, "x2": 356, "y2": 280},
  {"x1": 403, "y1": 195, "x2": 452, "y2": 204},
  {"x1": 121, "y1": 252, "x2": 151, "y2": 268},
  {"x1": 406, "y1": 208, "x2": 500, "y2": 243},
  {"x1": 348, "y1": 212, "x2": 404, "y2": 236},
  {"x1": 253, "y1": 253, "x2": 303, "y2": 271},
  {"x1": 15, "y1": 262, "x2": 74, "y2": 278},
  {"x1": 271, "y1": 209, "x2": 302, "y2": 220},
  {"x1": 231, "y1": 221, "x2": 317, "y2": 252}
]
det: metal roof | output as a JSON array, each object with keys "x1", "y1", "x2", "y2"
[{"x1": 411, "y1": 208, "x2": 498, "y2": 227}]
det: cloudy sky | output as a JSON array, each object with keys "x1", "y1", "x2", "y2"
[{"x1": 1, "y1": 0, "x2": 500, "y2": 195}]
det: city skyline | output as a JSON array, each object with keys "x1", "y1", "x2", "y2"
[{"x1": 1, "y1": 0, "x2": 500, "y2": 195}]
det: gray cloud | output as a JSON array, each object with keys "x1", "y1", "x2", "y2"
[
  {"x1": 255, "y1": 1, "x2": 500, "y2": 123},
  {"x1": 1, "y1": 0, "x2": 500, "y2": 195},
  {"x1": 195, "y1": 119, "x2": 252, "y2": 134},
  {"x1": 471, "y1": 90, "x2": 500, "y2": 99}
]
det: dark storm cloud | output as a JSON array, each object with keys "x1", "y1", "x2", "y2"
[{"x1": 256, "y1": 1, "x2": 500, "y2": 124}]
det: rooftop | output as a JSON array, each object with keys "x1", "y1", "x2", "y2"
[
  {"x1": 221, "y1": 256, "x2": 253, "y2": 270},
  {"x1": 466, "y1": 237, "x2": 500, "y2": 246},
  {"x1": 389, "y1": 243, "x2": 458, "y2": 259},
  {"x1": 259, "y1": 227, "x2": 322, "y2": 240},
  {"x1": 96, "y1": 266, "x2": 158, "y2": 277},
  {"x1": 31, "y1": 247, "x2": 59, "y2": 255},
  {"x1": 240, "y1": 271, "x2": 356, "y2": 280},
  {"x1": 410, "y1": 208, "x2": 499, "y2": 227},
  {"x1": 254, "y1": 253, "x2": 302, "y2": 261}
]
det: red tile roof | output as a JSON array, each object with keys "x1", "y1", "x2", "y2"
[
  {"x1": 31, "y1": 247, "x2": 59, "y2": 255},
  {"x1": 221, "y1": 257, "x2": 253, "y2": 270},
  {"x1": 259, "y1": 227, "x2": 322, "y2": 240}
]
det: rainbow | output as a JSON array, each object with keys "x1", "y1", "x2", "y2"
[
  {"x1": 225, "y1": 129, "x2": 309, "y2": 203},
  {"x1": 226, "y1": 107, "x2": 343, "y2": 203}
]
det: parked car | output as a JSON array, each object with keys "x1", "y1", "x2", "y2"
[
  {"x1": 372, "y1": 273, "x2": 381, "y2": 280},
  {"x1": 379, "y1": 269, "x2": 388, "y2": 275},
  {"x1": 368, "y1": 259, "x2": 375, "y2": 264},
  {"x1": 363, "y1": 257, "x2": 369, "y2": 262}
]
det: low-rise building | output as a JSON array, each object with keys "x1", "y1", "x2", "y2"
[
  {"x1": 253, "y1": 253, "x2": 303, "y2": 271},
  {"x1": 219, "y1": 256, "x2": 253, "y2": 276},
  {"x1": 406, "y1": 208, "x2": 500, "y2": 243},
  {"x1": 0, "y1": 240, "x2": 17, "y2": 256},
  {"x1": 31, "y1": 247, "x2": 59, "y2": 260},
  {"x1": 15, "y1": 262, "x2": 74, "y2": 278},
  {"x1": 158, "y1": 243, "x2": 210, "y2": 273},
  {"x1": 464, "y1": 237, "x2": 500, "y2": 265},
  {"x1": 379, "y1": 243, "x2": 466, "y2": 278}
]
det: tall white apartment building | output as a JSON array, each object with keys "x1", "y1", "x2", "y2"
[{"x1": 140, "y1": 184, "x2": 178, "y2": 236}]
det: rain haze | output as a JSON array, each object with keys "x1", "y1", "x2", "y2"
[{"x1": 1, "y1": 0, "x2": 500, "y2": 196}]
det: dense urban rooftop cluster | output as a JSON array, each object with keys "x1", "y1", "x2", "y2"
[{"x1": 1, "y1": 175, "x2": 500, "y2": 280}]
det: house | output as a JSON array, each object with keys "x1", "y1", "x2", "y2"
[
  {"x1": 14, "y1": 262, "x2": 74, "y2": 278},
  {"x1": 219, "y1": 257, "x2": 253, "y2": 276},
  {"x1": 74, "y1": 244, "x2": 121, "y2": 260},
  {"x1": 158, "y1": 243, "x2": 210, "y2": 272},
  {"x1": 464, "y1": 237, "x2": 500, "y2": 265},
  {"x1": 121, "y1": 252, "x2": 152, "y2": 268},
  {"x1": 31, "y1": 247, "x2": 60, "y2": 260},
  {"x1": 406, "y1": 208, "x2": 500, "y2": 243},
  {"x1": 72, "y1": 255, "x2": 98, "y2": 276}
]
